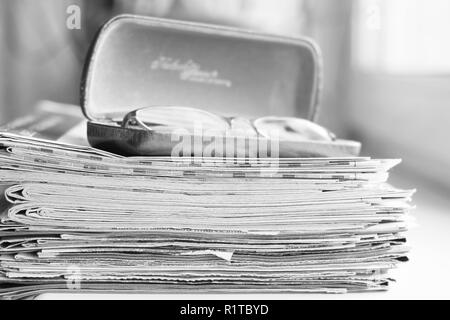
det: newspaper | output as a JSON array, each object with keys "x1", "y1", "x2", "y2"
[{"x1": 0, "y1": 102, "x2": 415, "y2": 299}]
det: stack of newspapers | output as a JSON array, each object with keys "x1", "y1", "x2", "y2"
[{"x1": 0, "y1": 103, "x2": 414, "y2": 299}]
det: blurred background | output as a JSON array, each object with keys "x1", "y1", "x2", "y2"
[{"x1": 0, "y1": 0, "x2": 449, "y2": 194}]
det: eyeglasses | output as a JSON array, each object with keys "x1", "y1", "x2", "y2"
[
  {"x1": 121, "y1": 106, "x2": 335, "y2": 142},
  {"x1": 122, "y1": 106, "x2": 230, "y2": 134}
]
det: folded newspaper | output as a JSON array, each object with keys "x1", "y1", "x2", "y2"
[{"x1": 0, "y1": 102, "x2": 415, "y2": 299}]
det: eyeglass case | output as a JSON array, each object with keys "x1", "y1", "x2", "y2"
[{"x1": 81, "y1": 15, "x2": 360, "y2": 157}]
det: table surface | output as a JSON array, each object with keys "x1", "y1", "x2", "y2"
[{"x1": 37, "y1": 176, "x2": 450, "y2": 300}]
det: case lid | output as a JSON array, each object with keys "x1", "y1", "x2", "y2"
[{"x1": 81, "y1": 15, "x2": 322, "y2": 122}]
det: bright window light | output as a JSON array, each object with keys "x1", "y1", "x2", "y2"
[{"x1": 352, "y1": 0, "x2": 450, "y2": 74}]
